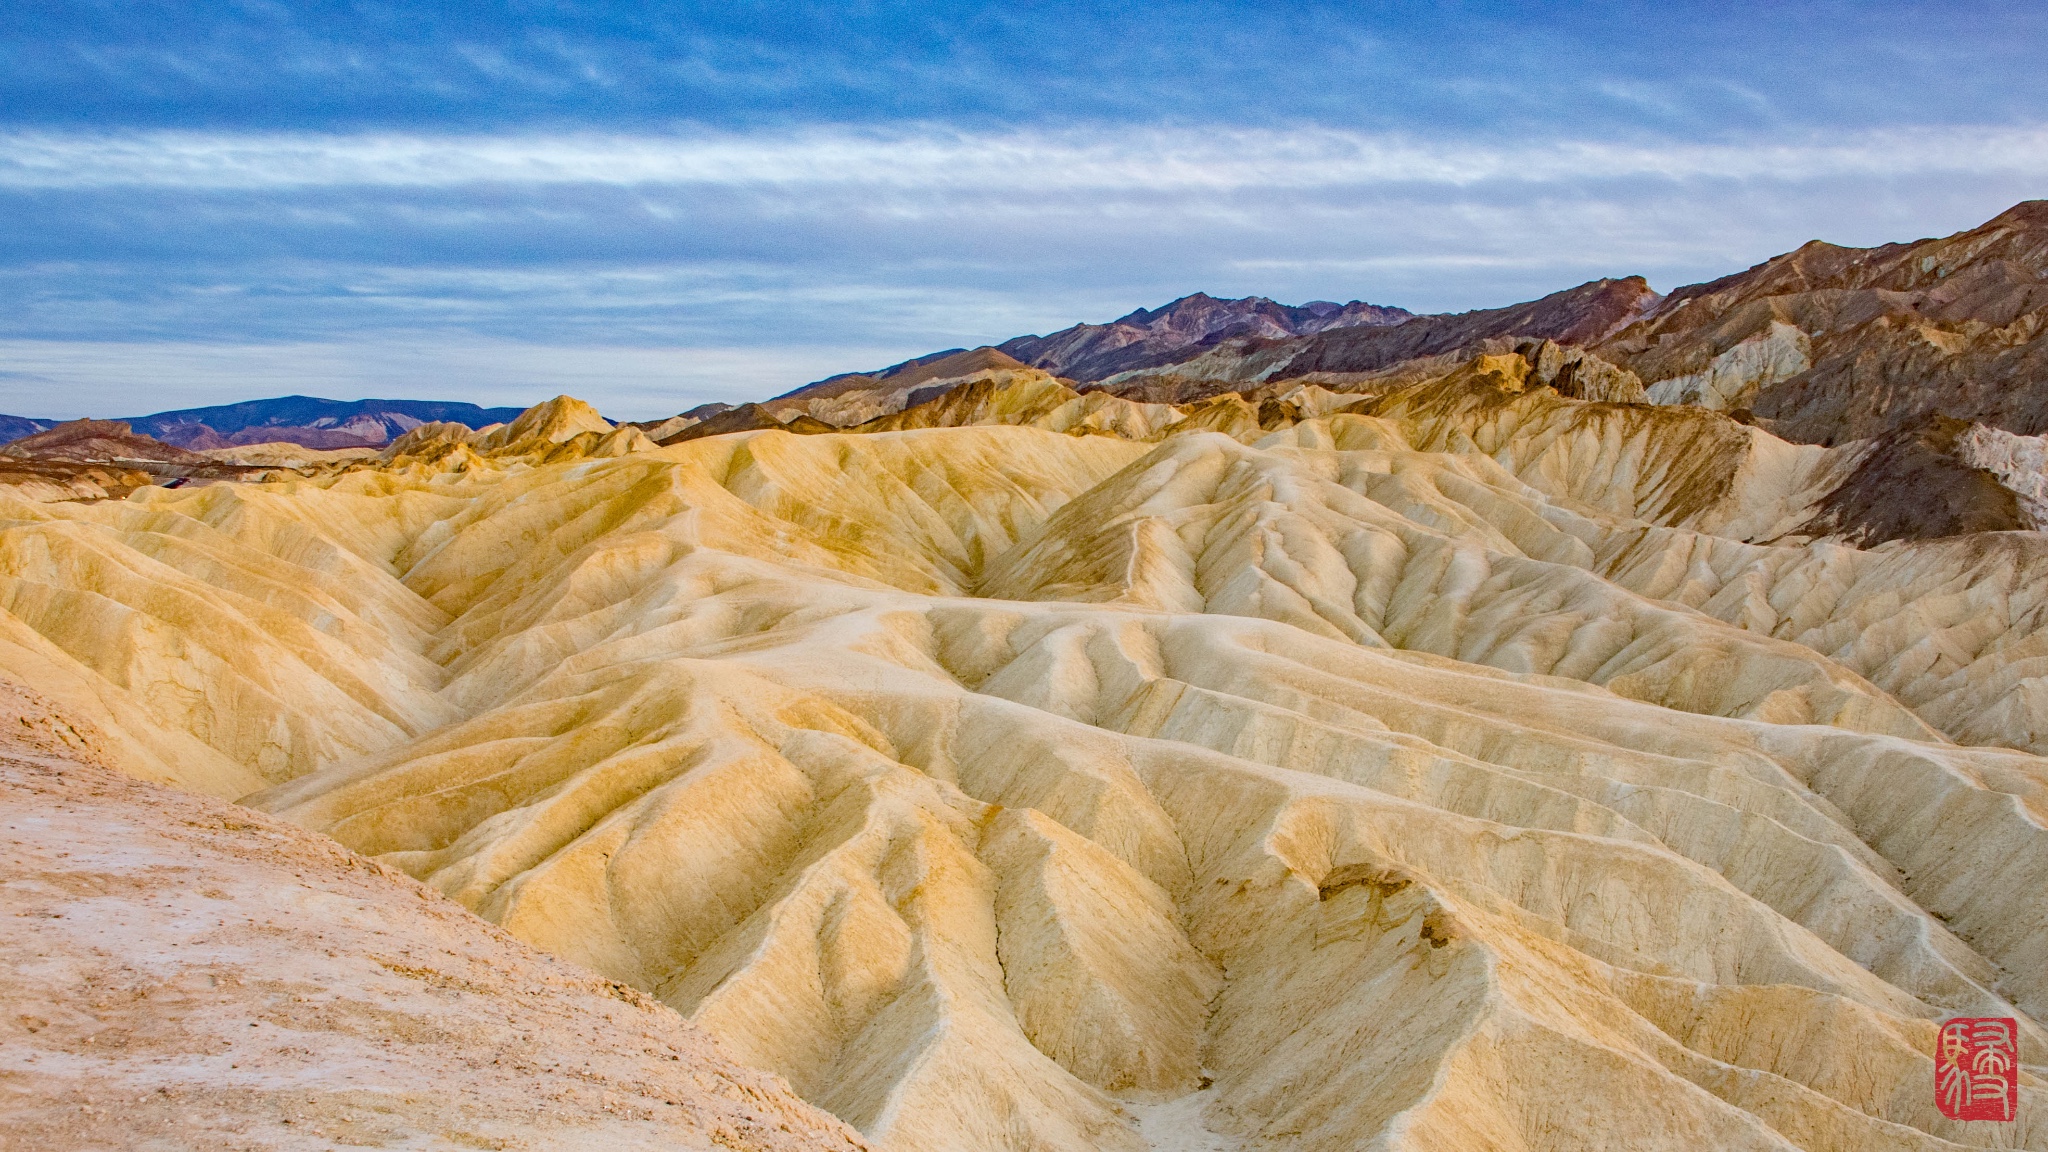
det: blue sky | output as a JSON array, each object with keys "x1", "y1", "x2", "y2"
[{"x1": 3, "y1": 2, "x2": 2046, "y2": 419}]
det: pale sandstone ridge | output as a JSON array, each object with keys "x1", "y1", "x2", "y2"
[
  {"x1": 1959, "y1": 425, "x2": 2048, "y2": 528},
  {"x1": 0, "y1": 677, "x2": 868, "y2": 1152},
  {"x1": 3, "y1": 382, "x2": 2045, "y2": 1151},
  {"x1": 198, "y1": 441, "x2": 381, "y2": 468}
]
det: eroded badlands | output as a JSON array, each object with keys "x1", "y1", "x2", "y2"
[{"x1": 2, "y1": 367, "x2": 2045, "y2": 1151}]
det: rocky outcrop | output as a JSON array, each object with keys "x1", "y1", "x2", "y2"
[
  {"x1": 1601, "y1": 200, "x2": 2048, "y2": 445},
  {"x1": 1641, "y1": 320, "x2": 1811, "y2": 410},
  {"x1": 1957, "y1": 423, "x2": 2048, "y2": 528},
  {"x1": 1513, "y1": 337, "x2": 1650, "y2": 402},
  {"x1": 1, "y1": 419, "x2": 207, "y2": 464}
]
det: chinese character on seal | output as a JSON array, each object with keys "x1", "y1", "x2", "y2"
[{"x1": 1935, "y1": 1017, "x2": 2018, "y2": 1122}]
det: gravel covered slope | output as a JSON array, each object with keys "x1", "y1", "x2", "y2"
[{"x1": 0, "y1": 678, "x2": 869, "y2": 1152}]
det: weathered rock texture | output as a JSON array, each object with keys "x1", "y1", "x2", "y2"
[
  {"x1": 767, "y1": 348, "x2": 1059, "y2": 428},
  {"x1": 197, "y1": 442, "x2": 382, "y2": 468},
  {"x1": 0, "y1": 677, "x2": 869, "y2": 1152},
  {"x1": 1599, "y1": 201, "x2": 2048, "y2": 445},
  {"x1": 3, "y1": 381, "x2": 2045, "y2": 1151},
  {"x1": 0, "y1": 420, "x2": 207, "y2": 465},
  {"x1": 765, "y1": 295, "x2": 1416, "y2": 429},
  {"x1": 0, "y1": 419, "x2": 275, "y2": 502},
  {"x1": 997, "y1": 293, "x2": 1413, "y2": 382},
  {"x1": 988, "y1": 277, "x2": 1657, "y2": 400}
]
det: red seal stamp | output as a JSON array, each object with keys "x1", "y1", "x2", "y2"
[{"x1": 1935, "y1": 1017, "x2": 2018, "y2": 1122}]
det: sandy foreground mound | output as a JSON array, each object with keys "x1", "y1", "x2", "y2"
[
  {"x1": 1, "y1": 387, "x2": 2046, "y2": 1150},
  {"x1": 0, "y1": 679, "x2": 867, "y2": 1152}
]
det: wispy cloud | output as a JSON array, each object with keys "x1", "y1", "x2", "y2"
[
  {"x1": 1, "y1": 121, "x2": 2043, "y2": 416},
  {"x1": 6, "y1": 4, "x2": 2046, "y2": 420},
  {"x1": 4, "y1": 124, "x2": 2047, "y2": 192}
]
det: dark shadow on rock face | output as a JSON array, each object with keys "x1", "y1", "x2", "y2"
[{"x1": 1792, "y1": 414, "x2": 2028, "y2": 545}]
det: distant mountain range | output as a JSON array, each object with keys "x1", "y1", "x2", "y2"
[
  {"x1": 9, "y1": 201, "x2": 2046, "y2": 460},
  {"x1": 0, "y1": 414, "x2": 55, "y2": 443},
  {"x1": 997, "y1": 293, "x2": 1414, "y2": 382},
  {"x1": 765, "y1": 279, "x2": 1656, "y2": 420},
  {"x1": 775, "y1": 200, "x2": 2048, "y2": 451},
  {"x1": 0, "y1": 397, "x2": 530, "y2": 450}
]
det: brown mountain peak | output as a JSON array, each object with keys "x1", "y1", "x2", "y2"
[
  {"x1": 1986, "y1": 199, "x2": 2048, "y2": 229},
  {"x1": 878, "y1": 346, "x2": 1028, "y2": 389},
  {"x1": 0, "y1": 419, "x2": 205, "y2": 464}
]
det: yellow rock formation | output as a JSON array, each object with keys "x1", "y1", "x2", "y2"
[
  {"x1": 197, "y1": 442, "x2": 382, "y2": 467},
  {"x1": 1, "y1": 385, "x2": 2043, "y2": 1151},
  {"x1": 0, "y1": 678, "x2": 868, "y2": 1152}
]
